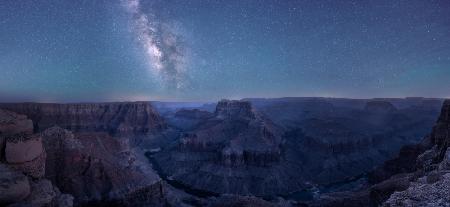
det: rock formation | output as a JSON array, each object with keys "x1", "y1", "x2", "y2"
[
  {"x1": 0, "y1": 164, "x2": 31, "y2": 204},
  {"x1": 315, "y1": 99, "x2": 450, "y2": 206},
  {"x1": 0, "y1": 108, "x2": 73, "y2": 207},
  {"x1": 0, "y1": 107, "x2": 165, "y2": 207},
  {"x1": 154, "y1": 100, "x2": 298, "y2": 197},
  {"x1": 0, "y1": 102, "x2": 166, "y2": 136},
  {"x1": 40, "y1": 126, "x2": 164, "y2": 206},
  {"x1": 379, "y1": 99, "x2": 450, "y2": 206},
  {"x1": 5, "y1": 133, "x2": 46, "y2": 179}
]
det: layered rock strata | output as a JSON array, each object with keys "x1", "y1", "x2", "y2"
[
  {"x1": 155, "y1": 100, "x2": 297, "y2": 196},
  {"x1": 0, "y1": 108, "x2": 72, "y2": 207},
  {"x1": 0, "y1": 102, "x2": 166, "y2": 136}
]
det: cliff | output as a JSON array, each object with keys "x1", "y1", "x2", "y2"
[
  {"x1": 317, "y1": 99, "x2": 450, "y2": 206},
  {"x1": 0, "y1": 108, "x2": 166, "y2": 206},
  {"x1": 0, "y1": 108, "x2": 73, "y2": 207},
  {"x1": 0, "y1": 102, "x2": 166, "y2": 136},
  {"x1": 154, "y1": 100, "x2": 294, "y2": 197}
]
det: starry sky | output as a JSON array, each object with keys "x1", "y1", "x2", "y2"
[{"x1": 1, "y1": 0, "x2": 450, "y2": 102}]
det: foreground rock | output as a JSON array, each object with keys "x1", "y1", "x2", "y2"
[
  {"x1": 0, "y1": 108, "x2": 72, "y2": 207},
  {"x1": 316, "y1": 99, "x2": 450, "y2": 206},
  {"x1": 380, "y1": 99, "x2": 450, "y2": 206},
  {"x1": 0, "y1": 164, "x2": 31, "y2": 204},
  {"x1": 5, "y1": 133, "x2": 46, "y2": 178}
]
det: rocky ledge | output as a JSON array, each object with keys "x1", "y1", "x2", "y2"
[{"x1": 0, "y1": 102, "x2": 166, "y2": 136}]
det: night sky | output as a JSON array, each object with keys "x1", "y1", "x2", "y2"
[{"x1": 1, "y1": 0, "x2": 450, "y2": 102}]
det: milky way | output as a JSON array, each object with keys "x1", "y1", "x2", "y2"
[
  {"x1": 123, "y1": 0, "x2": 187, "y2": 89},
  {"x1": 1, "y1": 0, "x2": 450, "y2": 102}
]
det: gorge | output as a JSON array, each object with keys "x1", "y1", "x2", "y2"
[{"x1": 0, "y1": 97, "x2": 446, "y2": 206}]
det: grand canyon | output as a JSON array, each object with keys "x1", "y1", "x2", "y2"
[
  {"x1": 1, "y1": 97, "x2": 449, "y2": 206},
  {"x1": 2, "y1": 0, "x2": 450, "y2": 206}
]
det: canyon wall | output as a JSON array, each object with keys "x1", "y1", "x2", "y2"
[{"x1": 0, "y1": 102, "x2": 166, "y2": 136}]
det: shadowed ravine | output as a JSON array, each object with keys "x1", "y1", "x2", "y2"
[{"x1": 145, "y1": 151, "x2": 220, "y2": 199}]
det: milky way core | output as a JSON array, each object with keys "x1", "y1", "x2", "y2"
[{"x1": 123, "y1": 0, "x2": 188, "y2": 89}]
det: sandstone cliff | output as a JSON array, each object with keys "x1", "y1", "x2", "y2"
[
  {"x1": 0, "y1": 107, "x2": 166, "y2": 207},
  {"x1": 0, "y1": 108, "x2": 73, "y2": 207},
  {"x1": 0, "y1": 102, "x2": 166, "y2": 136},
  {"x1": 41, "y1": 126, "x2": 165, "y2": 206}
]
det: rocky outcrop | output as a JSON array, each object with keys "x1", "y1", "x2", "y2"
[
  {"x1": 5, "y1": 133, "x2": 46, "y2": 178},
  {"x1": 245, "y1": 97, "x2": 441, "y2": 190},
  {"x1": 378, "y1": 99, "x2": 450, "y2": 206},
  {"x1": 0, "y1": 106, "x2": 170, "y2": 206},
  {"x1": 0, "y1": 109, "x2": 46, "y2": 179},
  {"x1": 41, "y1": 126, "x2": 164, "y2": 206},
  {"x1": 318, "y1": 99, "x2": 450, "y2": 206},
  {"x1": 178, "y1": 100, "x2": 282, "y2": 165},
  {"x1": 0, "y1": 109, "x2": 34, "y2": 160},
  {"x1": 155, "y1": 100, "x2": 293, "y2": 197},
  {"x1": 0, "y1": 109, "x2": 33, "y2": 136},
  {"x1": 0, "y1": 164, "x2": 31, "y2": 204},
  {"x1": 0, "y1": 102, "x2": 166, "y2": 136},
  {"x1": 23, "y1": 179, "x2": 74, "y2": 207},
  {"x1": 0, "y1": 108, "x2": 73, "y2": 207},
  {"x1": 215, "y1": 100, "x2": 256, "y2": 120}
]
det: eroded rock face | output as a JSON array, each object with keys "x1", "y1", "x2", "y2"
[
  {"x1": 0, "y1": 109, "x2": 46, "y2": 179},
  {"x1": 0, "y1": 107, "x2": 168, "y2": 206},
  {"x1": 383, "y1": 173, "x2": 450, "y2": 207},
  {"x1": 0, "y1": 109, "x2": 33, "y2": 136},
  {"x1": 5, "y1": 134, "x2": 43, "y2": 163},
  {"x1": 319, "y1": 100, "x2": 450, "y2": 206},
  {"x1": 24, "y1": 179, "x2": 74, "y2": 207},
  {"x1": 5, "y1": 134, "x2": 46, "y2": 178},
  {"x1": 41, "y1": 126, "x2": 164, "y2": 205},
  {"x1": 0, "y1": 109, "x2": 34, "y2": 161},
  {"x1": 156, "y1": 100, "x2": 293, "y2": 196},
  {"x1": 379, "y1": 100, "x2": 450, "y2": 206},
  {"x1": 0, "y1": 102, "x2": 166, "y2": 136}
]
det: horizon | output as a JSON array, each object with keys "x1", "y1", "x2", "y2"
[{"x1": 0, "y1": 95, "x2": 447, "y2": 104}]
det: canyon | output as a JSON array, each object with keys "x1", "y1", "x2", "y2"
[{"x1": 0, "y1": 97, "x2": 446, "y2": 206}]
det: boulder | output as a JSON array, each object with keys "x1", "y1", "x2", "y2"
[
  {"x1": 0, "y1": 164, "x2": 31, "y2": 204},
  {"x1": 5, "y1": 134, "x2": 43, "y2": 163},
  {"x1": 5, "y1": 134, "x2": 46, "y2": 178}
]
